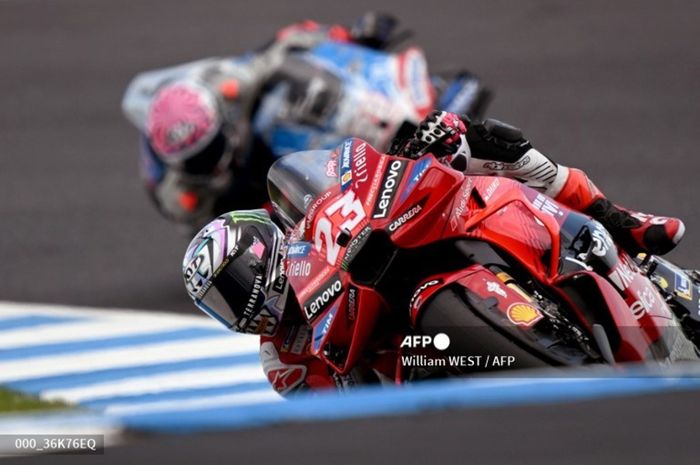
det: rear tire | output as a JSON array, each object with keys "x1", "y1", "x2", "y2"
[{"x1": 417, "y1": 287, "x2": 554, "y2": 371}]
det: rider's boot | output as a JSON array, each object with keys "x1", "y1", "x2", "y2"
[{"x1": 553, "y1": 168, "x2": 685, "y2": 255}]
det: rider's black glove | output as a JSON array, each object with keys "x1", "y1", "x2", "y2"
[
  {"x1": 466, "y1": 118, "x2": 533, "y2": 162},
  {"x1": 350, "y1": 12, "x2": 398, "y2": 49}
]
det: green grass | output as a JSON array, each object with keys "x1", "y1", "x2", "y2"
[{"x1": 0, "y1": 388, "x2": 68, "y2": 413}]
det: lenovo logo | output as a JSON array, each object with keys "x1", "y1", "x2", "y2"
[
  {"x1": 303, "y1": 274, "x2": 343, "y2": 320},
  {"x1": 372, "y1": 159, "x2": 406, "y2": 219}
]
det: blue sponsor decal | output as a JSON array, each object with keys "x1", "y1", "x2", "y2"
[
  {"x1": 312, "y1": 304, "x2": 337, "y2": 352},
  {"x1": 340, "y1": 139, "x2": 353, "y2": 191},
  {"x1": 287, "y1": 242, "x2": 312, "y2": 258},
  {"x1": 675, "y1": 273, "x2": 692, "y2": 300},
  {"x1": 400, "y1": 157, "x2": 431, "y2": 202}
]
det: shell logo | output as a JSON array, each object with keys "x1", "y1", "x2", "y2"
[{"x1": 507, "y1": 303, "x2": 544, "y2": 327}]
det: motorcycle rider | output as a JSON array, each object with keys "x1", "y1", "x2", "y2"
[
  {"x1": 122, "y1": 13, "x2": 405, "y2": 233},
  {"x1": 395, "y1": 111, "x2": 685, "y2": 256},
  {"x1": 182, "y1": 111, "x2": 686, "y2": 396}
]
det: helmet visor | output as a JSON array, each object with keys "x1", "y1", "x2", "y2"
[
  {"x1": 196, "y1": 228, "x2": 269, "y2": 332},
  {"x1": 182, "y1": 131, "x2": 231, "y2": 175}
]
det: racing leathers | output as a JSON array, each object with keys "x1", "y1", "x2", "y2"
[{"x1": 399, "y1": 111, "x2": 685, "y2": 256}]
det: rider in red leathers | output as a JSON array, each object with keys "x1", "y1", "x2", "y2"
[
  {"x1": 183, "y1": 111, "x2": 686, "y2": 396},
  {"x1": 396, "y1": 111, "x2": 684, "y2": 257}
]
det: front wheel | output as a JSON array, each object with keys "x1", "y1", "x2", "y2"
[{"x1": 416, "y1": 286, "x2": 560, "y2": 372}]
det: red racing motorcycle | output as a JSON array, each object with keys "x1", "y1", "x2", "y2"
[{"x1": 267, "y1": 138, "x2": 700, "y2": 382}]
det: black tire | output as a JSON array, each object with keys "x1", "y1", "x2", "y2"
[{"x1": 417, "y1": 287, "x2": 555, "y2": 372}]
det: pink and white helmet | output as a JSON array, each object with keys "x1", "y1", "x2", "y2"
[{"x1": 146, "y1": 80, "x2": 222, "y2": 163}]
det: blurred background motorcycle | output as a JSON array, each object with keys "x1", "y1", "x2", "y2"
[{"x1": 121, "y1": 13, "x2": 491, "y2": 235}]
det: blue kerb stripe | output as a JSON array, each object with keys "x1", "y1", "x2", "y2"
[
  {"x1": 0, "y1": 327, "x2": 225, "y2": 361},
  {"x1": 196, "y1": 300, "x2": 233, "y2": 329},
  {"x1": 83, "y1": 381, "x2": 270, "y2": 409},
  {"x1": 115, "y1": 376, "x2": 700, "y2": 432},
  {"x1": 8, "y1": 353, "x2": 260, "y2": 394},
  {"x1": 0, "y1": 315, "x2": 84, "y2": 331}
]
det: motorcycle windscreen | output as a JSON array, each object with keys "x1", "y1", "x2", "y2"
[{"x1": 267, "y1": 149, "x2": 340, "y2": 230}]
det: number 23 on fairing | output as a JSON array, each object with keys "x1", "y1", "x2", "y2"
[{"x1": 314, "y1": 190, "x2": 366, "y2": 266}]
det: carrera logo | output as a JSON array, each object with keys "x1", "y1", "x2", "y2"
[
  {"x1": 372, "y1": 159, "x2": 406, "y2": 219},
  {"x1": 303, "y1": 274, "x2": 343, "y2": 321},
  {"x1": 388, "y1": 202, "x2": 424, "y2": 233}
]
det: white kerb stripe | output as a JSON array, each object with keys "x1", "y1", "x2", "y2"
[
  {"x1": 0, "y1": 301, "x2": 219, "y2": 328},
  {"x1": 42, "y1": 364, "x2": 267, "y2": 404},
  {"x1": 0, "y1": 319, "x2": 209, "y2": 350},
  {"x1": 105, "y1": 389, "x2": 282, "y2": 416},
  {"x1": 0, "y1": 336, "x2": 259, "y2": 383}
]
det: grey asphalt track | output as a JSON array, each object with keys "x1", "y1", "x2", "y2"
[
  {"x1": 1, "y1": 0, "x2": 699, "y2": 463},
  {"x1": 7, "y1": 389, "x2": 700, "y2": 465}
]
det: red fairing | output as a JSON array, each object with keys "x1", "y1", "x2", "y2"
[
  {"x1": 556, "y1": 271, "x2": 656, "y2": 361},
  {"x1": 409, "y1": 265, "x2": 544, "y2": 328},
  {"x1": 279, "y1": 137, "x2": 684, "y2": 387}
]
